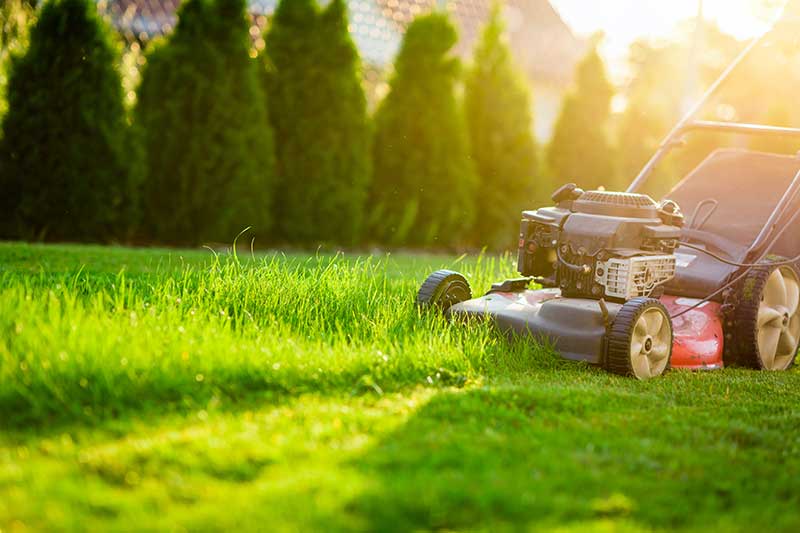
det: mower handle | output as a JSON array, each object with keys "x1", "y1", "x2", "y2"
[
  {"x1": 626, "y1": 33, "x2": 769, "y2": 194},
  {"x1": 628, "y1": 0, "x2": 800, "y2": 194},
  {"x1": 681, "y1": 120, "x2": 800, "y2": 139}
]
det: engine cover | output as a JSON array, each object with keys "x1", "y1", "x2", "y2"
[{"x1": 518, "y1": 189, "x2": 683, "y2": 302}]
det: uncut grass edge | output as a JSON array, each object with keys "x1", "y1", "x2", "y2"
[{"x1": 0, "y1": 252, "x2": 547, "y2": 429}]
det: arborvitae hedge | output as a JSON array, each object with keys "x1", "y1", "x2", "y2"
[
  {"x1": 547, "y1": 43, "x2": 615, "y2": 192},
  {"x1": 1, "y1": 0, "x2": 33, "y2": 122},
  {"x1": 135, "y1": 0, "x2": 274, "y2": 244},
  {"x1": 265, "y1": 0, "x2": 370, "y2": 244},
  {"x1": 465, "y1": 6, "x2": 537, "y2": 249},
  {"x1": 0, "y1": 0, "x2": 135, "y2": 241},
  {"x1": 370, "y1": 13, "x2": 476, "y2": 246}
]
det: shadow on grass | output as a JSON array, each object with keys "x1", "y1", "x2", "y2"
[
  {"x1": 344, "y1": 376, "x2": 800, "y2": 532},
  {"x1": 3, "y1": 355, "x2": 799, "y2": 531},
  {"x1": 0, "y1": 315, "x2": 540, "y2": 436}
]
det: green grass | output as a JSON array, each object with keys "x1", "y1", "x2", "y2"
[{"x1": 1, "y1": 241, "x2": 799, "y2": 532}]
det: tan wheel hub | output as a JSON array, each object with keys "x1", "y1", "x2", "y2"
[
  {"x1": 757, "y1": 266, "x2": 800, "y2": 370},
  {"x1": 644, "y1": 337, "x2": 653, "y2": 352},
  {"x1": 630, "y1": 307, "x2": 671, "y2": 379}
]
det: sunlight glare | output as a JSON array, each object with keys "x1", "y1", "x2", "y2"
[{"x1": 551, "y1": 0, "x2": 787, "y2": 80}]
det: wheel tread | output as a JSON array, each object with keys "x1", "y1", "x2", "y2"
[
  {"x1": 606, "y1": 297, "x2": 673, "y2": 378},
  {"x1": 416, "y1": 270, "x2": 472, "y2": 312},
  {"x1": 726, "y1": 261, "x2": 800, "y2": 370}
]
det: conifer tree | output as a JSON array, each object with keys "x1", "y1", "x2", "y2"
[
  {"x1": 265, "y1": 0, "x2": 370, "y2": 244},
  {"x1": 614, "y1": 40, "x2": 683, "y2": 198},
  {"x1": 547, "y1": 42, "x2": 615, "y2": 191},
  {"x1": 465, "y1": 5, "x2": 537, "y2": 248},
  {"x1": 370, "y1": 13, "x2": 476, "y2": 246},
  {"x1": 0, "y1": 0, "x2": 135, "y2": 241},
  {"x1": 135, "y1": 0, "x2": 274, "y2": 244},
  {"x1": 1, "y1": 0, "x2": 33, "y2": 122}
]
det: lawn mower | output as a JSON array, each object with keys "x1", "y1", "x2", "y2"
[{"x1": 417, "y1": 4, "x2": 800, "y2": 379}]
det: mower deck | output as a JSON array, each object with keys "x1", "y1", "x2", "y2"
[{"x1": 448, "y1": 289, "x2": 724, "y2": 370}]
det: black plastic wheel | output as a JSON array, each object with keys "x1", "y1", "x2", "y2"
[
  {"x1": 606, "y1": 297, "x2": 673, "y2": 380},
  {"x1": 725, "y1": 261, "x2": 800, "y2": 370},
  {"x1": 416, "y1": 270, "x2": 472, "y2": 313}
]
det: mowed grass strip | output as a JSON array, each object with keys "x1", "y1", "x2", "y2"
[{"x1": 0, "y1": 243, "x2": 799, "y2": 532}]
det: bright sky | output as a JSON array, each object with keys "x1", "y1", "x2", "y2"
[{"x1": 550, "y1": 0, "x2": 786, "y2": 80}]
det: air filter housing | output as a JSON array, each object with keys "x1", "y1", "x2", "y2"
[{"x1": 596, "y1": 255, "x2": 677, "y2": 300}]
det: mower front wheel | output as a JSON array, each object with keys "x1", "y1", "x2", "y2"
[
  {"x1": 416, "y1": 270, "x2": 472, "y2": 313},
  {"x1": 606, "y1": 298, "x2": 673, "y2": 380}
]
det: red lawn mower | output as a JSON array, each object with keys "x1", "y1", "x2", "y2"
[{"x1": 417, "y1": 5, "x2": 800, "y2": 379}]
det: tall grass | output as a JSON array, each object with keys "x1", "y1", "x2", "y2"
[{"x1": 0, "y1": 253, "x2": 531, "y2": 428}]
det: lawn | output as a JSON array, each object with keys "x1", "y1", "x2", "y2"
[{"x1": 1, "y1": 242, "x2": 799, "y2": 532}]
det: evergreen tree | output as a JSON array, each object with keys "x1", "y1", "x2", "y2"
[
  {"x1": 135, "y1": 0, "x2": 274, "y2": 244},
  {"x1": 615, "y1": 28, "x2": 740, "y2": 198},
  {"x1": 465, "y1": 5, "x2": 537, "y2": 249},
  {"x1": 265, "y1": 0, "x2": 370, "y2": 244},
  {"x1": 0, "y1": 0, "x2": 135, "y2": 241},
  {"x1": 1, "y1": 0, "x2": 33, "y2": 122},
  {"x1": 370, "y1": 13, "x2": 476, "y2": 246},
  {"x1": 547, "y1": 42, "x2": 615, "y2": 192}
]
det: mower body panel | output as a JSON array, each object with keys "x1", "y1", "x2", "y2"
[
  {"x1": 666, "y1": 247, "x2": 738, "y2": 301},
  {"x1": 448, "y1": 289, "x2": 623, "y2": 364},
  {"x1": 661, "y1": 295, "x2": 725, "y2": 370},
  {"x1": 448, "y1": 288, "x2": 725, "y2": 370}
]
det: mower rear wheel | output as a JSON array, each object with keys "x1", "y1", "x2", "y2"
[
  {"x1": 606, "y1": 298, "x2": 673, "y2": 380},
  {"x1": 416, "y1": 270, "x2": 472, "y2": 313},
  {"x1": 727, "y1": 262, "x2": 800, "y2": 370}
]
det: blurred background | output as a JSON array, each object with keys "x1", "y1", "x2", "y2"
[{"x1": 0, "y1": 0, "x2": 796, "y2": 249}]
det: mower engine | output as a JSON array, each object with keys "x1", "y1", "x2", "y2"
[
  {"x1": 418, "y1": 183, "x2": 688, "y2": 377},
  {"x1": 518, "y1": 184, "x2": 684, "y2": 302}
]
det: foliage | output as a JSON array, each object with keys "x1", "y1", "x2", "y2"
[
  {"x1": 735, "y1": 33, "x2": 800, "y2": 157},
  {"x1": 265, "y1": 0, "x2": 370, "y2": 245},
  {"x1": 135, "y1": 0, "x2": 274, "y2": 244},
  {"x1": 0, "y1": 0, "x2": 33, "y2": 122},
  {"x1": 1, "y1": 242, "x2": 800, "y2": 530},
  {"x1": 0, "y1": 0, "x2": 136, "y2": 242},
  {"x1": 616, "y1": 26, "x2": 742, "y2": 198},
  {"x1": 612, "y1": 23, "x2": 800, "y2": 198},
  {"x1": 464, "y1": 4, "x2": 537, "y2": 249},
  {"x1": 616, "y1": 40, "x2": 683, "y2": 196},
  {"x1": 370, "y1": 13, "x2": 476, "y2": 246},
  {"x1": 750, "y1": 105, "x2": 800, "y2": 155},
  {"x1": 547, "y1": 42, "x2": 616, "y2": 191}
]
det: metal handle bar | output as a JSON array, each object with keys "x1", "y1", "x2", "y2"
[{"x1": 681, "y1": 120, "x2": 800, "y2": 138}]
